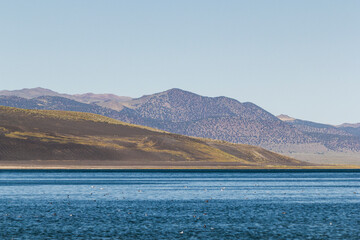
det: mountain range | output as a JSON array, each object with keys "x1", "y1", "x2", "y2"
[{"x1": 1, "y1": 87, "x2": 359, "y2": 165}]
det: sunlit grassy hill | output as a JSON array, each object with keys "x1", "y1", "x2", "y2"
[{"x1": 0, "y1": 106, "x2": 318, "y2": 169}]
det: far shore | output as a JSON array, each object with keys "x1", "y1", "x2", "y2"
[{"x1": 1, "y1": 160, "x2": 360, "y2": 170}]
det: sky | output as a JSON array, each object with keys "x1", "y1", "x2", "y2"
[{"x1": 0, "y1": 0, "x2": 359, "y2": 125}]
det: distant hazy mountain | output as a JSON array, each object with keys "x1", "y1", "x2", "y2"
[
  {"x1": 337, "y1": 123, "x2": 360, "y2": 128},
  {"x1": 0, "y1": 87, "x2": 64, "y2": 99},
  {"x1": 0, "y1": 87, "x2": 131, "y2": 108},
  {"x1": 0, "y1": 95, "x2": 122, "y2": 119},
  {"x1": 1, "y1": 87, "x2": 359, "y2": 164},
  {"x1": 276, "y1": 115, "x2": 360, "y2": 151},
  {"x1": 336, "y1": 123, "x2": 360, "y2": 137}
]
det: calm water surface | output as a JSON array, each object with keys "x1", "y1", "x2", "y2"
[{"x1": 0, "y1": 170, "x2": 359, "y2": 239}]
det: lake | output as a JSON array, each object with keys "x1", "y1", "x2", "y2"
[{"x1": 0, "y1": 170, "x2": 359, "y2": 239}]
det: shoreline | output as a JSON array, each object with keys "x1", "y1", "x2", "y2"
[
  {"x1": 1, "y1": 165, "x2": 360, "y2": 170},
  {"x1": 1, "y1": 160, "x2": 359, "y2": 170}
]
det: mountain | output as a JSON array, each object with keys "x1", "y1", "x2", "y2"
[
  {"x1": 0, "y1": 87, "x2": 131, "y2": 108},
  {"x1": 111, "y1": 89, "x2": 360, "y2": 162},
  {"x1": 338, "y1": 123, "x2": 360, "y2": 128},
  {"x1": 0, "y1": 106, "x2": 311, "y2": 169},
  {"x1": 114, "y1": 89, "x2": 313, "y2": 146},
  {"x1": 277, "y1": 114, "x2": 296, "y2": 122},
  {"x1": 0, "y1": 95, "x2": 123, "y2": 118},
  {"x1": 275, "y1": 115, "x2": 360, "y2": 164},
  {"x1": 337, "y1": 123, "x2": 360, "y2": 137},
  {"x1": 1, "y1": 87, "x2": 359, "y2": 165},
  {"x1": 276, "y1": 116, "x2": 360, "y2": 151}
]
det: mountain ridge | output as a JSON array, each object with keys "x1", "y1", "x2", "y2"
[{"x1": 0, "y1": 87, "x2": 132, "y2": 106}]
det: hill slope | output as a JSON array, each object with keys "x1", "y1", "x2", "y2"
[{"x1": 0, "y1": 106, "x2": 312, "y2": 169}]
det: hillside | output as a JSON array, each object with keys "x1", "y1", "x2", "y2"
[{"x1": 0, "y1": 106, "x2": 314, "y2": 169}]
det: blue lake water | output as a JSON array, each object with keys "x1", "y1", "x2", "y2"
[{"x1": 0, "y1": 170, "x2": 359, "y2": 239}]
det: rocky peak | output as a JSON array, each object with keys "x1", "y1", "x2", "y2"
[{"x1": 277, "y1": 114, "x2": 296, "y2": 122}]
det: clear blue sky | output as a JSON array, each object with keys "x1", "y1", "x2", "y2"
[{"x1": 1, "y1": 0, "x2": 359, "y2": 124}]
